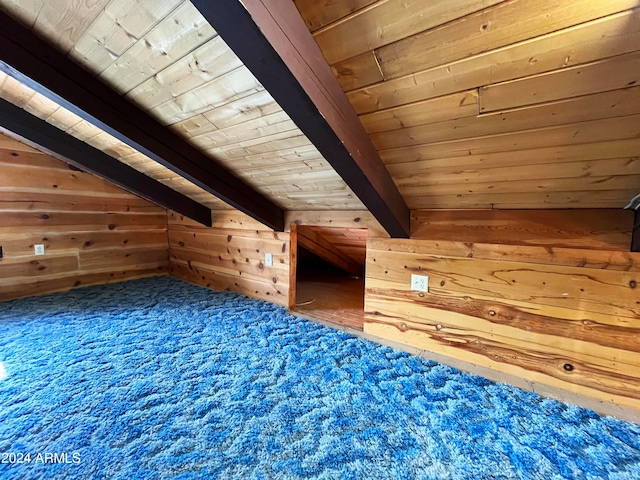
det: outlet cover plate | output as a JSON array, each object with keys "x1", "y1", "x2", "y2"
[
  {"x1": 411, "y1": 274, "x2": 429, "y2": 292},
  {"x1": 34, "y1": 244, "x2": 45, "y2": 256},
  {"x1": 265, "y1": 253, "x2": 273, "y2": 267}
]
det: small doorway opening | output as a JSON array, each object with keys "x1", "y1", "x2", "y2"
[{"x1": 292, "y1": 226, "x2": 367, "y2": 331}]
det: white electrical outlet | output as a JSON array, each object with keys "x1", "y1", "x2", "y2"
[
  {"x1": 411, "y1": 274, "x2": 429, "y2": 293},
  {"x1": 265, "y1": 253, "x2": 273, "y2": 267},
  {"x1": 34, "y1": 244, "x2": 45, "y2": 256}
]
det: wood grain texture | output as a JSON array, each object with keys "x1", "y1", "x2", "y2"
[
  {"x1": 0, "y1": 3, "x2": 364, "y2": 215},
  {"x1": 0, "y1": 15, "x2": 286, "y2": 231},
  {"x1": 411, "y1": 210, "x2": 633, "y2": 250},
  {"x1": 379, "y1": 113, "x2": 640, "y2": 165},
  {"x1": 194, "y1": 0, "x2": 409, "y2": 236},
  {"x1": 403, "y1": 189, "x2": 640, "y2": 210},
  {"x1": 297, "y1": 226, "x2": 363, "y2": 276},
  {"x1": 364, "y1": 210, "x2": 640, "y2": 409},
  {"x1": 346, "y1": 8, "x2": 640, "y2": 111},
  {"x1": 375, "y1": 0, "x2": 636, "y2": 81},
  {"x1": 307, "y1": 226, "x2": 368, "y2": 266},
  {"x1": 295, "y1": 269, "x2": 365, "y2": 331},
  {"x1": 168, "y1": 210, "x2": 291, "y2": 306},
  {"x1": 299, "y1": 2, "x2": 640, "y2": 211},
  {"x1": 374, "y1": 86, "x2": 640, "y2": 148},
  {"x1": 0, "y1": 134, "x2": 168, "y2": 301},
  {"x1": 284, "y1": 210, "x2": 388, "y2": 238},
  {"x1": 312, "y1": 0, "x2": 505, "y2": 65},
  {"x1": 0, "y1": 71, "x2": 232, "y2": 211},
  {"x1": 479, "y1": 52, "x2": 640, "y2": 112},
  {"x1": 288, "y1": 224, "x2": 298, "y2": 309},
  {"x1": 293, "y1": 0, "x2": 376, "y2": 32}
]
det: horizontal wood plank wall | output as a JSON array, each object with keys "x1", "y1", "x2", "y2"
[
  {"x1": 364, "y1": 209, "x2": 640, "y2": 410},
  {"x1": 168, "y1": 210, "x2": 291, "y2": 307},
  {"x1": 0, "y1": 134, "x2": 169, "y2": 301},
  {"x1": 295, "y1": 0, "x2": 640, "y2": 210}
]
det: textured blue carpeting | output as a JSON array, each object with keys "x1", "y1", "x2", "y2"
[{"x1": 0, "y1": 277, "x2": 638, "y2": 479}]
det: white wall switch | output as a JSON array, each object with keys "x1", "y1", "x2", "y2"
[
  {"x1": 265, "y1": 253, "x2": 273, "y2": 267},
  {"x1": 34, "y1": 244, "x2": 45, "y2": 256},
  {"x1": 411, "y1": 274, "x2": 429, "y2": 292}
]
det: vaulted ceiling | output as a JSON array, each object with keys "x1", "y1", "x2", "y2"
[{"x1": 0, "y1": 0, "x2": 638, "y2": 235}]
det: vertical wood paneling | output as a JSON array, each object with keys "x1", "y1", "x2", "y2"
[{"x1": 0, "y1": 134, "x2": 169, "y2": 301}]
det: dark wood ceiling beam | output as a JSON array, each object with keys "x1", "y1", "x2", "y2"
[
  {"x1": 0, "y1": 12, "x2": 284, "y2": 231},
  {"x1": 0, "y1": 98, "x2": 213, "y2": 226},
  {"x1": 191, "y1": 0, "x2": 410, "y2": 238},
  {"x1": 632, "y1": 210, "x2": 640, "y2": 253}
]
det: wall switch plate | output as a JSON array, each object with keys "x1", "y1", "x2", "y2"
[
  {"x1": 34, "y1": 244, "x2": 45, "y2": 256},
  {"x1": 265, "y1": 253, "x2": 273, "y2": 267},
  {"x1": 411, "y1": 274, "x2": 429, "y2": 293}
]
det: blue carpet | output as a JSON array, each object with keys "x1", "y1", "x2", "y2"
[{"x1": 0, "y1": 277, "x2": 638, "y2": 479}]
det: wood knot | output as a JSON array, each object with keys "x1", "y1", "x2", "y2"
[
  {"x1": 178, "y1": 241, "x2": 185, "y2": 247},
  {"x1": 435, "y1": 324, "x2": 442, "y2": 331},
  {"x1": 488, "y1": 310, "x2": 496, "y2": 316},
  {"x1": 354, "y1": 217, "x2": 361, "y2": 222},
  {"x1": 630, "y1": 280, "x2": 637, "y2": 289},
  {"x1": 108, "y1": 224, "x2": 116, "y2": 230},
  {"x1": 227, "y1": 235, "x2": 232, "y2": 242},
  {"x1": 440, "y1": 280, "x2": 445, "y2": 287},
  {"x1": 399, "y1": 323, "x2": 408, "y2": 331},
  {"x1": 563, "y1": 363, "x2": 574, "y2": 372}
]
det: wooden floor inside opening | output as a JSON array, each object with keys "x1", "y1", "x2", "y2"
[{"x1": 294, "y1": 268, "x2": 365, "y2": 331}]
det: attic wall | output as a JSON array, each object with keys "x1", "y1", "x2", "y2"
[
  {"x1": 168, "y1": 211, "x2": 291, "y2": 307},
  {"x1": 364, "y1": 209, "x2": 640, "y2": 410},
  {"x1": 0, "y1": 134, "x2": 169, "y2": 301}
]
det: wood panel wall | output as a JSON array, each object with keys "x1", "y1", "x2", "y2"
[
  {"x1": 364, "y1": 209, "x2": 640, "y2": 409},
  {"x1": 168, "y1": 210, "x2": 291, "y2": 307},
  {"x1": 0, "y1": 133, "x2": 169, "y2": 301},
  {"x1": 295, "y1": 0, "x2": 640, "y2": 210}
]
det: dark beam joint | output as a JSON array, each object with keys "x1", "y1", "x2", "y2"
[
  {"x1": 192, "y1": 0, "x2": 411, "y2": 238},
  {"x1": 0, "y1": 12, "x2": 284, "y2": 231},
  {"x1": 632, "y1": 210, "x2": 640, "y2": 253},
  {"x1": 0, "y1": 98, "x2": 213, "y2": 227}
]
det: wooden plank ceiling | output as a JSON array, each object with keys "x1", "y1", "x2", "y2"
[
  {"x1": 0, "y1": 0, "x2": 364, "y2": 216},
  {"x1": 295, "y1": 0, "x2": 640, "y2": 210},
  {"x1": 0, "y1": 0, "x2": 638, "y2": 221}
]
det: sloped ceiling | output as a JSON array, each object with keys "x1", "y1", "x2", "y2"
[
  {"x1": 0, "y1": 0, "x2": 638, "y2": 227},
  {"x1": 0, "y1": 0, "x2": 363, "y2": 214},
  {"x1": 295, "y1": 0, "x2": 640, "y2": 209}
]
